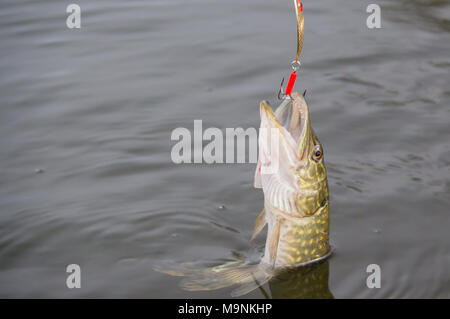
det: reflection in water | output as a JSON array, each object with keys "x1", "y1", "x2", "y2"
[
  {"x1": 264, "y1": 261, "x2": 333, "y2": 299},
  {"x1": 155, "y1": 257, "x2": 334, "y2": 298}
]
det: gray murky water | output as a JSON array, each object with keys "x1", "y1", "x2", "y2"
[{"x1": 0, "y1": 0, "x2": 449, "y2": 298}]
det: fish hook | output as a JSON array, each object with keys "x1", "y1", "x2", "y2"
[
  {"x1": 278, "y1": 79, "x2": 307, "y2": 100},
  {"x1": 278, "y1": 77, "x2": 286, "y2": 100}
]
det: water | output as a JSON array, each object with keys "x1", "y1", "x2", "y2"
[{"x1": 0, "y1": 0, "x2": 449, "y2": 298}]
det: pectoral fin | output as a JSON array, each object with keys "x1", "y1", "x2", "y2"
[
  {"x1": 268, "y1": 219, "x2": 281, "y2": 265},
  {"x1": 250, "y1": 209, "x2": 267, "y2": 242}
]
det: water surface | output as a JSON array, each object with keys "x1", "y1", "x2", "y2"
[{"x1": 0, "y1": 0, "x2": 449, "y2": 298}]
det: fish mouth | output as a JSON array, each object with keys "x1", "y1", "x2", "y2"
[
  {"x1": 259, "y1": 92, "x2": 310, "y2": 158},
  {"x1": 256, "y1": 93, "x2": 322, "y2": 217}
]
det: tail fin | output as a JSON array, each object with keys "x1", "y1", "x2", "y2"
[{"x1": 154, "y1": 260, "x2": 275, "y2": 297}]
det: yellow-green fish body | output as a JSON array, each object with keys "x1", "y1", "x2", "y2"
[
  {"x1": 254, "y1": 92, "x2": 330, "y2": 270},
  {"x1": 155, "y1": 92, "x2": 331, "y2": 297},
  {"x1": 263, "y1": 202, "x2": 330, "y2": 268}
]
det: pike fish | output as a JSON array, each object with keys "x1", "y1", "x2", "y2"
[{"x1": 155, "y1": 92, "x2": 331, "y2": 296}]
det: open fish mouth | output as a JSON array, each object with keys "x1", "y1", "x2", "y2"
[
  {"x1": 259, "y1": 92, "x2": 311, "y2": 161},
  {"x1": 256, "y1": 92, "x2": 327, "y2": 218},
  {"x1": 260, "y1": 100, "x2": 301, "y2": 147},
  {"x1": 272, "y1": 97, "x2": 305, "y2": 144}
]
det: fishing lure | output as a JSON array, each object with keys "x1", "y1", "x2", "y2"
[{"x1": 279, "y1": 0, "x2": 304, "y2": 99}]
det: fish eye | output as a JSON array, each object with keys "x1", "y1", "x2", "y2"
[{"x1": 312, "y1": 145, "x2": 323, "y2": 161}]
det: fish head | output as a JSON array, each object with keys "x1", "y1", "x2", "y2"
[{"x1": 256, "y1": 92, "x2": 329, "y2": 217}]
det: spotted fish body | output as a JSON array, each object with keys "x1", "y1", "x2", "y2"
[
  {"x1": 154, "y1": 93, "x2": 331, "y2": 297},
  {"x1": 264, "y1": 203, "x2": 330, "y2": 268},
  {"x1": 255, "y1": 92, "x2": 330, "y2": 270}
]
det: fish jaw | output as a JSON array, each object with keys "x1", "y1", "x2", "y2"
[
  {"x1": 256, "y1": 99, "x2": 301, "y2": 217},
  {"x1": 255, "y1": 92, "x2": 331, "y2": 267},
  {"x1": 255, "y1": 93, "x2": 327, "y2": 218}
]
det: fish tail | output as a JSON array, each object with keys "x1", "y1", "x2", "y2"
[
  {"x1": 154, "y1": 260, "x2": 275, "y2": 297},
  {"x1": 229, "y1": 264, "x2": 274, "y2": 297}
]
